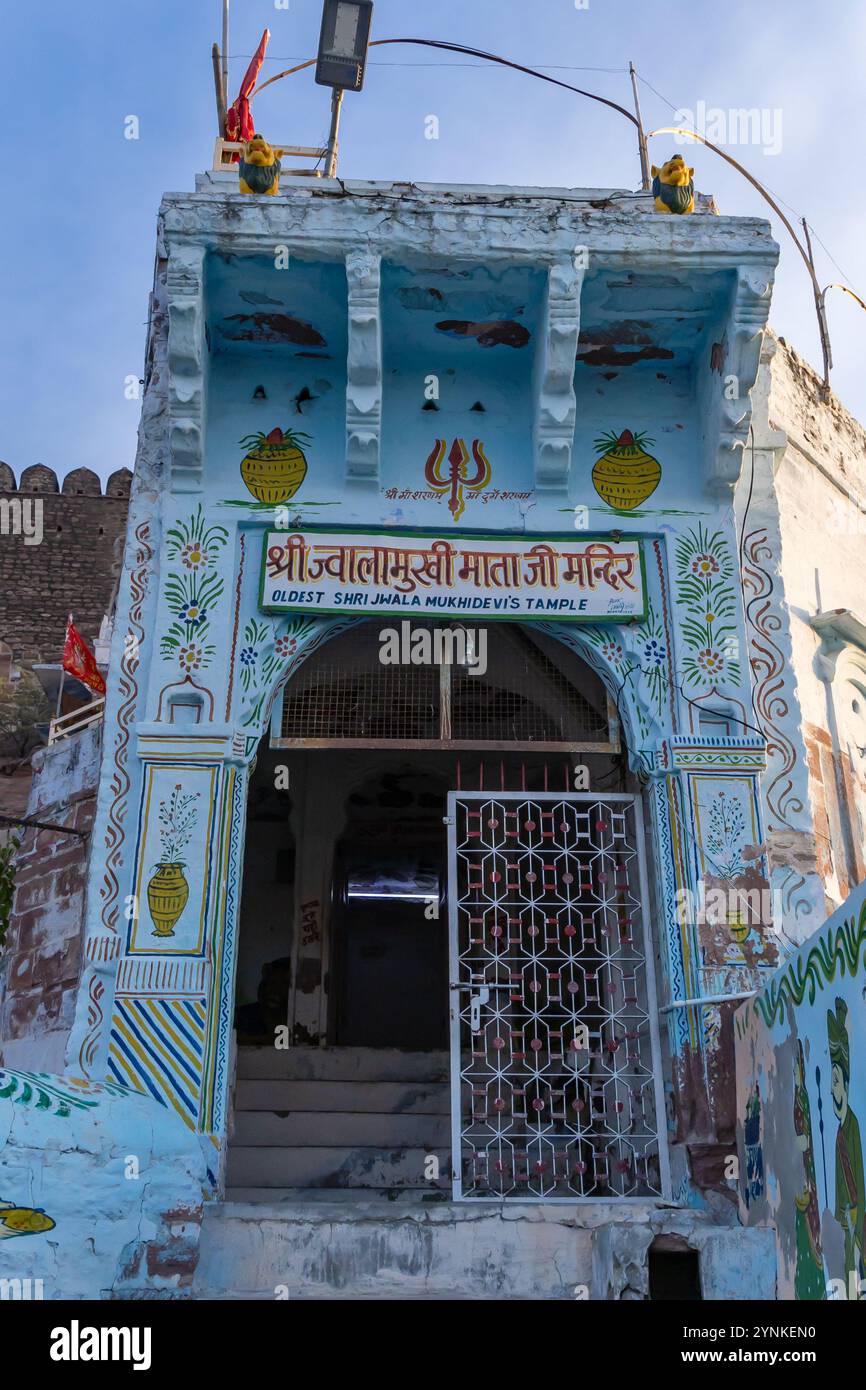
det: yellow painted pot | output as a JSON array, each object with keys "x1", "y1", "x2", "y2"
[
  {"x1": 0, "y1": 1207, "x2": 55, "y2": 1237},
  {"x1": 147, "y1": 863, "x2": 189, "y2": 938},
  {"x1": 592, "y1": 429, "x2": 662, "y2": 511},
  {"x1": 240, "y1": 428, "x2": 309, "y2": 505},
  {"x1": 728, "y1": 914, "x2": 751, "y2": 945}
]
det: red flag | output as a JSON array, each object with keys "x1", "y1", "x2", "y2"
[
  {"x1": 62, "y1": 616, "x2": 106, "y2": 696},
  {"x1": 225, "y1": 28, "x2": 270, "y2": 153}
]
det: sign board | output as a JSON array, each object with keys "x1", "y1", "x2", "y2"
[{"x1": 261, "y1": 528, "x2": 646, "y2": 623}]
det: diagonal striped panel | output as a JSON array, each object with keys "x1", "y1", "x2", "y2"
[
  {"x1": 108, "y1": 997, "x2": 207, "y2": 1128},
  {"x1": 202, "y1": 767, "x2": 243, "y2": 1136}
]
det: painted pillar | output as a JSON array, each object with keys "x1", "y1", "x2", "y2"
[{"x1": 101, "y1": 737, "x2": 248, "y2": 1149}]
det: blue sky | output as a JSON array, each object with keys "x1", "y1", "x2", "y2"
[{"x1": 2, "y1": 0, "x2": 864, "y2": 482}]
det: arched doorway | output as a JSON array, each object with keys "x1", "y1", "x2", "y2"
[{"x1": 229, "y1": 620, "x2": 666, "y2": 1201}]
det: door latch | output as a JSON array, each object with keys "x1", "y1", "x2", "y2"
[
  {"x1": 449, "y1": 981, "x2": 508, "y2": 1032},
  {"x1": 469, "y1": 986, "x2": 490, "y2": 1033}
]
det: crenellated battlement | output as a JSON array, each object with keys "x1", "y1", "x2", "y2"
[{"x1": 0, "y1": 463, "x2": 131, "y2": 498}]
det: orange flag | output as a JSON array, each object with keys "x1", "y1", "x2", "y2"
[
  {"x1": 62, "y1": 615, "x2": 106, "y2": 696},
  {"x1": 225, "y1": 28, "x2": 270, "y2": 153}
]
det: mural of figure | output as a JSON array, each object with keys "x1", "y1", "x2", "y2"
[
  {"x1": 743, "y1": 1082, "x2": 764, "y2": 1207},
  {"x1": 828, "y1": 997, "x2": 866, "y2": 1297},
  {"x1": 793, "y1": 1040, "x2": 825, "y2": 1299}
]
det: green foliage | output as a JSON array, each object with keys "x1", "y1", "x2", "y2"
[
  {"x1": 239, "y1": 428, "x2": 311, "y2": 451},
  {"x1": 0, "y1": 834, "x2": 20, "y2": 951},
  {"x1": 0, "y1": 675, "x2": 50, "y2": 758},
  {"x1": 592, "y1": 429, "x2": 655, "y2": 455}
]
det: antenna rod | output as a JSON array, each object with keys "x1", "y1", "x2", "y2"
[
  {"x1": 629, "y1": 62, "x2": 650, "y2": 191},
  {"x1": 221, "y1": 1, "x2": 230, "y2": 118},
  {"x1": 802, "y1": 217, "x2": 833, "y2": 392},
  {"x1": 212, "y1": 42, "x2": 227, "y2": 136}
]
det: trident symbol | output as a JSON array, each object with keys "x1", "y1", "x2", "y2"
[{"x1": 424, "y1": 438, "x2": 492, "y2": 522}]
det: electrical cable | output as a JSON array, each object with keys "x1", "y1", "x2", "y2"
[
  {"x1": 597, "y1": 649, "x2": 766, "y2": 762},
  {"x1": 248, "y1": 43, "x2": 864, "y2": 329},
  {"x1": 808, "y1": 228, "x2": 864, "y2": 302},
  {"x1": 634, "y1": 72, "x2": 680, "y2": 114},
  {"x1": 239, "y1": 53, "x2": 628, "y2": 72},
  {"x1": 253, "y1": 36, "x2": 639, "y2": 127},
  {"x1": 633, "y1": 71, "x2": 864, "y2": 312},
  {"x1": 738, "y1": 428, "x2": 762, "y2": 733}
]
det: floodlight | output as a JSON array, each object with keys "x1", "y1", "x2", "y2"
[{"x1": 315, "y1": 1, "x2": 374, "y2": 92}]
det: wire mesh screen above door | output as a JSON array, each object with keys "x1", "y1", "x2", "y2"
[{"x1": 275, "y1": 620, "x2": 619, "y2": 752}]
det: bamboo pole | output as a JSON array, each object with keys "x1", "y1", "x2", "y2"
[
  {"x1": 802, "y1": 218, "x2": 832, "y2": 392},
  {"x1": 212, "y1": 42, "x2": 227, "y2": 136},
  {"x1": 629, "y1": 62, "x2": 650, "y2": 191}
]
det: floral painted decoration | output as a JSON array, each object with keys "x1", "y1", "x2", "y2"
[
  {"x1": 582, "y1": 601, "x2": 670, "y2": 742},
  {"x1": 160, "y1": 506, "x2": 229, "y2": 672},
  {"x1": 675, "y1": 524, "x2": 740, "y2": 689},
  {"x1": 704, "y1": 790, "x2": 747, "y2": 880},
  {"x1": 238, "y1": 615, "x2": 323, "y2": 729},
  {"x1": 156, "y1": 784, "x2": 200, "y2": 866}
]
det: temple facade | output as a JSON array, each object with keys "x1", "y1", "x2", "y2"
[{"x1": 2, "y1": 161, "x2": 863, "y2": 1299}]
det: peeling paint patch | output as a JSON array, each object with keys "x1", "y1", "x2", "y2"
[
  {"x1": 396, "y1": 287, "x2": 445, "y2": 310},
  {"x1": 577, "y1": 345, "x2": 675, "y2": 368},
  {"x1": 219, "y1": 314, "x2": 327, "y2": 347},
  {"x1": 578, "y1": 320, "x2": 654, "y2": 347},
  {"x1": 434, "y1": 319, "x2": 530, "y2": 349},
  {"x1": 700, "y1": 862, "x2": 780, "y2": 970}
]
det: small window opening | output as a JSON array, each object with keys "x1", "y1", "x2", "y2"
[
  {"x1": 168, "y1": 694, "x2": 204, "y2": 726},
  {"x1": 648, "y1": 1242, "x2": 702, "y2": 1300}
]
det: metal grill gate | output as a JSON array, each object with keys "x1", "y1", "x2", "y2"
[{"x1": 446, "y1": 793, "x2": 669, "y2": 1201}]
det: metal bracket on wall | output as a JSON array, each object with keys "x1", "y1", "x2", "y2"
[
  {"x1": 0, "y1": 812, "x2": 89, "y2": 840},
  {"x1": 660, "y1": 990, "x2": 757, "y2": 1013}
]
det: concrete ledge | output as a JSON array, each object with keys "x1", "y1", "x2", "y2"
[
  {"x1": 592, "y1": 1220, "x2": 777, "y2": 1301},
  {"x1": 196, "y1": 1198, "x2": 596, "y2": 1299},
  {"x1": 195, "y1": 1198, "x2": 770, "y2": 1300}
]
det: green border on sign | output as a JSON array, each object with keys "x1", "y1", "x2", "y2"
[{"x1": 258, "y1": 524, "x2": 648, "y2": 624}]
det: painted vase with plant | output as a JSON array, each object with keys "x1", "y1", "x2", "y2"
[
  {"x1": 591, "y1": 429, "x2": 662, "y2": 511},
  {"x1": 239, "y1": 426, "x2": 311, "y2": 504},
  {"x1": 147, "y1": 784, "x2": 199, "y2": 937}
]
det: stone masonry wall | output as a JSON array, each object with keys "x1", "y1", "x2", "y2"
[
  {"x1": 0, "y1": 724, "x2": 102, "y2": 1072},
  {"x1": 0, "y1": 463, "x2": 131, "y2": 667}
]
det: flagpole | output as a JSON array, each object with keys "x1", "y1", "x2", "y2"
[
  {"x1": 222, "y1": 0, "x2": 230, "y2": 122},
  {"x1": 57, "y1": 612, "x2": 72, "y2": 718}
]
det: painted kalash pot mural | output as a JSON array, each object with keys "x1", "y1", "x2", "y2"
[{"x1": 5, "y1": 157, "x2": 833, "y2": 1300}]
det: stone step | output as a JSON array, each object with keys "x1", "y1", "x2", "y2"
[
  {"x1": 224, "y1": 1187, "x2": 451, "y2": 1205},
  {"x1": 235, "y1": 1046, "x2": 449, "y2": 1084},
  {"x1": 226, "y1": 1144, "x2": 451, "y2": 1190},
  {"x1": 233, "y1": 1079, "x2": 450, "y2": 1114},
  {"x1": 232, "y1": 1110, "x2": 451, "y2": 1148},
  {"x1": 195, "y1": 1200, "x2": 591, "y2": 1299}
]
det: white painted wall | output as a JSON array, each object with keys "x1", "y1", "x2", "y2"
[{"x1": 748, "y1": 334, "x2": 866, "y2": 917}]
